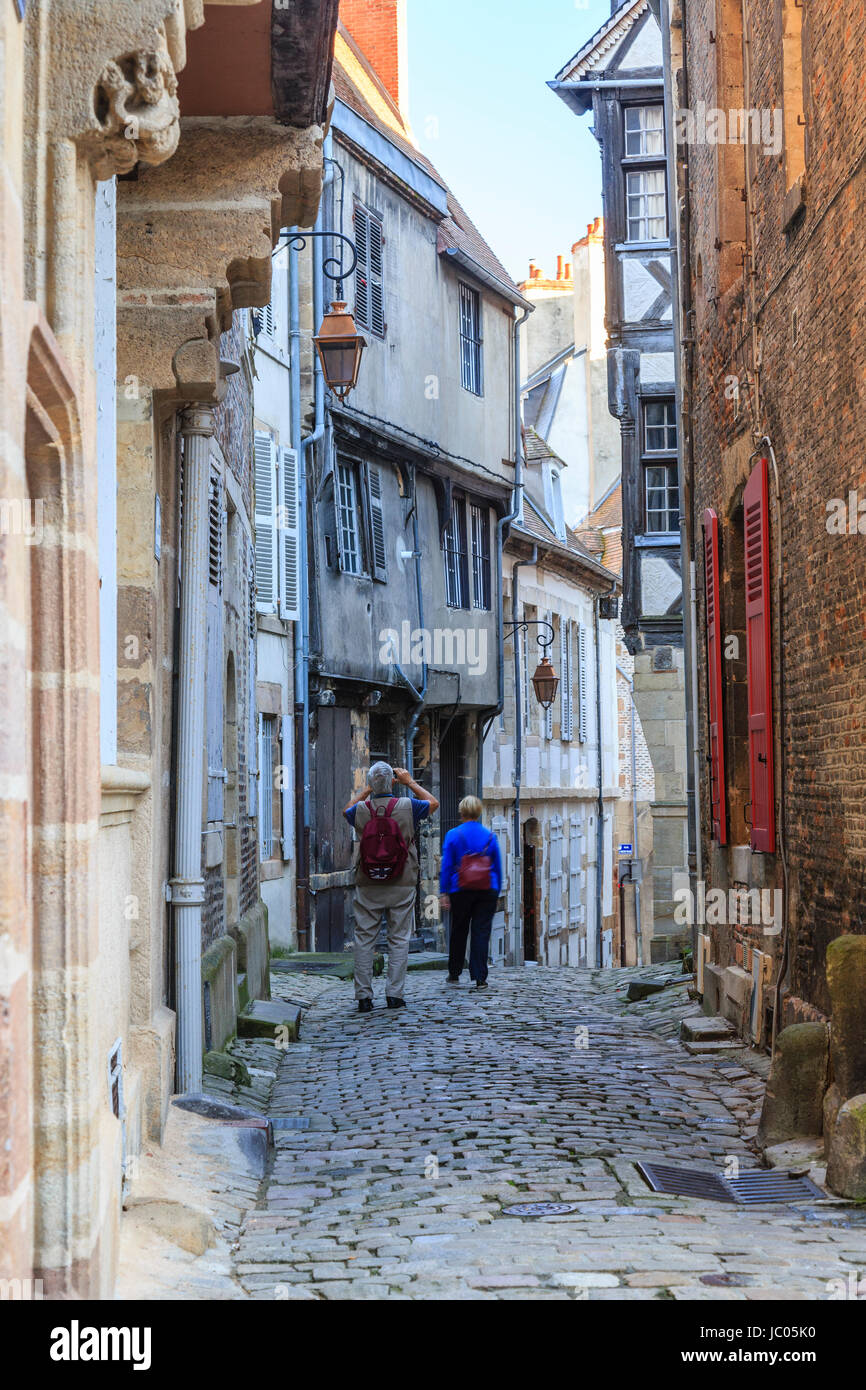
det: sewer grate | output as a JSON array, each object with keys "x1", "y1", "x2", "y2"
[
  {"x1": 636, "y1": 1161, "x2": 824, "y2": 1205},
  {"x1": 501, "y1": 1202, "x2": 579, "y2": 1218},
  {"x1": 270, "y1": 1116, "x2": 310, "y2": 1131}
]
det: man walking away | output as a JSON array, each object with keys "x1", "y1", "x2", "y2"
[
  {"x1": 440, "y1": 796, "x2": 502, "y2": 989},
  {"x1": 344, "y1": 762, "x2": 439, "y2": 1012}
]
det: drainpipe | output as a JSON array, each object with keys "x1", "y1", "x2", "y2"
[
  {"x1": 594, "y1": 595, "x2": 605, "y2": 968},
  {"x1": 404, "y1": 506, "x2": 429, "y2": 772},
  {"x1": 617, "y1": 661, "x2": 643, "y2": 967},
  {"x1": 171, "y1": 404, "x2": 214, "y2": 1094},
  {"x1": 511, "y1": 546, "x2": 537, "y2": 968},
  {"x1": 659, "y1": 0, "x2": 702, "y2": 943}
]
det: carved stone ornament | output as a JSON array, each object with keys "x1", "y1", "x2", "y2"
[{"x1": 88, "y1": 32, "x2": 180, "y2": 180}]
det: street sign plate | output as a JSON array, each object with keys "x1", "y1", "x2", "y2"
[{"x1": 619, "y1": 843, "x2": 633, "y2": 855}]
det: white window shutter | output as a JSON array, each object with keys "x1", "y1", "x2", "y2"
[
  {"x1": 279, "y1": 446, "x2": 300, "y2": 621},
  {"x1": 569, "y1": 811, "x2": 585, "y2": 927},
  {"x1": 548, "y1": 814, "x2": 563, "y2": 934},
  {"x1": 254, "y1": 430, "x2": 277, "y2": 613},
  {"x1": 248, "y1": 549, "x2": 258, "y2": 807},
  {"x1": 544, "y1": 611, "x2": 553, "y2": 740},
  {"x1": 280, "y1": 714, "x2": 294, "y2": 860},
  {"x1": 578, "y1": 622, "x2": 588, "y2": 743}
]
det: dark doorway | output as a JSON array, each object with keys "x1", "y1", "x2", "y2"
[
  {"x1": 313, "y1": 705, "x2": 353, "y2": 951},
  {"x1": 523, "y1": 822, "x2": 538, "y2": 962},
  {"x1": 439, "y1": 715, "x2": 466, "y2": 845}
]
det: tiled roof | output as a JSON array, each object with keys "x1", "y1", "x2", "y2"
[
  {"x1": 523, "y1": 425, "x2": 567, "y2": 465},
  {"x1": 576, "y1": 481, "x2": 624, "y2": 577},
  {"x1": 553, "y1": 1, "x2": 649, "y2": 83},
  {"x1": 333, "y1": 25, "x2": 521, "y2": 301}
]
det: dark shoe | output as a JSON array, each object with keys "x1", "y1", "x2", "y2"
[
  {"x1": 357, "y1": 998, "x2": 373, "y2": 1013},
  {"x1": 386, "y1": 996, "x2": 406, "y2": 1009},
  {"x1": 445, "y1": 975, "x2": 460, "y2": 985},
  {"x1": 476, "y1": 980, "x2": 489, "y2": 990}
]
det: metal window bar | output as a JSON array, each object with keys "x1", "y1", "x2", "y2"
[
  {"x1": 260, "y1": 715, "x2": 275, "y2": 858},
  {"x1": 444, "y1": 497, "x2": 468, "y2": 608},
  {"x1": 459, "y1": 283, "x2": 482, "y2": 395},
  {"x1": 470, "y1": 503, "x2": 490, "y2": 609}
]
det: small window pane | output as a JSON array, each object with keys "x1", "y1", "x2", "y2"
[
  {"x1": 337, "y1": 461, "x2": 361, "y2": 575},
  {"x1": 625, "y1": 105, "x2": 665, "y2": 156}
]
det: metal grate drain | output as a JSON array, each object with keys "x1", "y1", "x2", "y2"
[
  {"x1": 270, "y1": 1116, "x2": 310, "y2": 1131},
  {"x1": 501, "y1": 1202, "x2": 579, "y2": 1218},
  {"x1": 637, "y1": 1161, "x2": 824, "y2": 1205}
]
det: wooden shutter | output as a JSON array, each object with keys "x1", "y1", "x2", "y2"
[
  {"x1": 544, "y1": 612, "x2": 553, "y2": 740},
  {"x1": 354, "y1": 205, "x2": 384, "y2": 336},
  {"x1": 561, "y1": 617, "x2": 574, "y2": 741},
  {"x1": 577, "y1": 622, "x2": 588, "y2": 743},
  {"x1": 702, "y1": 507, "x2": 728, "y2": 845},
  {"x1": 254, "y1": 430, "x2": 277, "y2": 613},
  {"x1": 744, "y1": 457, "x2": 775, "y2": 852},
  {"x1": 364, "y1": 462, "x2": 388, "y2": 582},
  {"x1": 280, "y1": 713, "x2": 294, "y2": 860},
  {"x1": 279, "y1": 445, "x2": 300, "y2": 620},
  {"x1": 248, "y1": 534, "x2": 258, "y2": 807},
  {"x1": 568, "y1": 811, "x2": 586, "y2": 928},
  {"x1": 548, "y1": 814, "x2": 564, "y2": 934},
  {"x1": 206, "y1": 471, "x2": 224, "y2": 822}
]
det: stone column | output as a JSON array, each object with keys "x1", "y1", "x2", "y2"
[{"x1": 172, "y1": 404, "x2": 214, "y2": 1094}]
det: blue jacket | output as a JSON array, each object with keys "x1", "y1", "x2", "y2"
[{"x1": 440, "y1": 821, "x2": 502, "y2": 895}]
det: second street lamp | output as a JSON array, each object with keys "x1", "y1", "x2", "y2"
[
  {"x1": 531, "y1": 653, "x2": 559, "y2": 710},
  {"x1": 313, "y1": 300, "x2": 366, "y2": 401}
]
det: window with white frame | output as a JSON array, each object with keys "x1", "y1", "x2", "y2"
[
  {"x1": 624, "y1": 104, "x2": 665, "y2": 157},
  {"x1": 626, "y1": 168, "x2": 666, "y2": 242},
  {"x1": 258, "y1": 713, "x2": 278, "y2": 858},
  {"x1": 443, "y1": 495, "x2": 469, "y2": 608},
  {"x1": 459, "y1": 283, "x2": 483, "y2": 395},
  {"x1": 643, "y1": 400, "x2": 680, "y2": 533},
  {"x1": 254, "y1": 431, "x2": 299, "y2": 618},
  {"x1": 469, "y1": 502, "x2": 491, "y2": 609},
  {"x1": 336, "y1": 458, "x2": 363, "y2": 576}
]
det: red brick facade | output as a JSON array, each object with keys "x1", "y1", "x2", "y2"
[
  {"x1": 680, "y1": 0, "x2": 866, "y2": 1026},
  {"x1": 340, "y1": 0, "x2": 405, "y2": 112}
]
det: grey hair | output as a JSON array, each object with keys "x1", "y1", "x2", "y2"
[{"x1": 368, "y1": 761, "x2": 394, "y2": 795}]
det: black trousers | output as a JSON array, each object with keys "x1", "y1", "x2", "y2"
[{"x1": 448, "y1": 889, "x2": 498, "y2": 983}]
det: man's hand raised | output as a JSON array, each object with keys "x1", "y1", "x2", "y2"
[{"x1": 392, "y1": 767, "x2": 412, "y2": 786}]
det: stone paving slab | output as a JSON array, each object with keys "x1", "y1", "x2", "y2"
[{"x1": 230, "y1": 963, "x2": 866, "y2": 1301}]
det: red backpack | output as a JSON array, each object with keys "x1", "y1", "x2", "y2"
[{"x1": 358, "y1": 798, "x2": 410, "y2": 882}]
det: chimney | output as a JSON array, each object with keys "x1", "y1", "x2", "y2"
[
  {"x1": 340, "y1": 0, "x2": 408, "y2": 114},
  {"x1": 556, "y1": 254, "x2": 564, "y2": 280}
]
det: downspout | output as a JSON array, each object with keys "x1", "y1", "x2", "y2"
[
  {"x1": 171, "y1": 405, "x2": 214, "y2": 1095},
  {"x1": 404, "y1": 503, "x2": 428, "y2": 771},
  {"x1": 511, "y1": 546, "x2": 537, "y2": 967},
  {"x1": 479, "y1": 302, "x2": 533, "y2": 798},
  {"x1": 617, "y1": 661, "x2": 643, "y2": 966},
  {"x1": 659, "y1": 0, "x2": 702, "y2": 958},
  {"x1": 594, "y1": 595, "x2": 605, "y2": 968}
]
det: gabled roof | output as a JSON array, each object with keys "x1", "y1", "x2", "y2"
[
  {"x1": 332, "y1": 24, "x2": 526, "y2": 307},
  {"x1": 552, "y1": 0, "x2": 651, "y2": 84},
  {"x1": 576, "y1": 480, "x2": 624, "y2": 578}
]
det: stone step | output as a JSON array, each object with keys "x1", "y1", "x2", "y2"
[
  {"x1": 237, "y1": 999, "x2": 301, "y2": 1042},
  {"x1": 682, "y1": 1038, "x2": 747, "y2": 1055},
  {"x1": 680, "y1": 1015, "x2": 737, "y2": 1043}
]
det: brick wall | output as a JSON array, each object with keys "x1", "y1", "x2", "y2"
[
  {"x1": 682, "y1": 0, "x2": 866, "y2": 1020},
  {"x1": 340, "y1": 0, "x2": 405, "y2": 110}
]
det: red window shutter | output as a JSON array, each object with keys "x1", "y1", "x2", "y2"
[
  {"x1": 743, "y1": 457, "x2": 775, "y2": 852},
  {"x1": 703, "y1": 508, "x2": 727, "y2": 845}
]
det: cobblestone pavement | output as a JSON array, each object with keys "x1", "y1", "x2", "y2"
[{"x1": 235, "y1": 964, "x2": 866, "y2": 1301}]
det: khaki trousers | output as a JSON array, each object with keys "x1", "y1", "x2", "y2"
[{"x1": 353, "y1": 882, "x2": 416, "y2": 1000}]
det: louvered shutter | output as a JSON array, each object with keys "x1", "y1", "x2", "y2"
[
  {"x1": 368, "y1": 215, "x2": 384, "y2": 336},
  {"x1": 568, "y1": 812, "x2": 586, "y2": 928},
  {"x1": 254, "y1": 430, "x2": 277, "y2": 613},
  {"x1": 744, "y1": 457, "x2": 775, "y2": 852},
  {"x1": 206, "y1": 470, "x2": 224, "y2": 822},
  {"x1": 703, "y1": 507, "x2": 728, "y2": 845},
  {"x1": 561, "y1": 617, "x2": 574, "y2": 741},
  {"x1": 365, "y1": 462, "x2": 388, "y2": 582},
  {"x1": 248, "y1": 562, "x2": 258, "y2": 808},
  {"x1": 278, "y1": 445, "x2": 300, "y2": 621},
  {"x1": 544, "y1": 612, "x2": 553, "y2": 740},
  {"x1": 577, "y1": 622, "x2": 588, "y2": 743},
  {"x1": 353, "y1": 206, "x2": 369, "y2": 330},
  {"x1": 548, "y1": 814, "x2": 564, "y2": 934},
  {"x1": 280, "y1": 714, "x2": 294, "y2": 860}
]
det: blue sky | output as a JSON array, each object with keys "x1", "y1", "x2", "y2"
[{"x1": 407, "y1": 0, "x2": 612, "y2": 285}]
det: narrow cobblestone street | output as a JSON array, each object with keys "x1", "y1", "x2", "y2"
[{"x1": 233, "y1": 967, "x2": 866, "y2": 1301}]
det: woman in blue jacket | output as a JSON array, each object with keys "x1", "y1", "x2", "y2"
[{"x1": 440, "y1": 796, "x2": 502, "y2": 989}]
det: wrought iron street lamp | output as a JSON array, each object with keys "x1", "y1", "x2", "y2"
[
  {"x1": 503, "y1": 618, "x2": 559, "y2": 709},
  {"x1": 277, "y1": 229, "x2": 367, "y2": 401}
]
